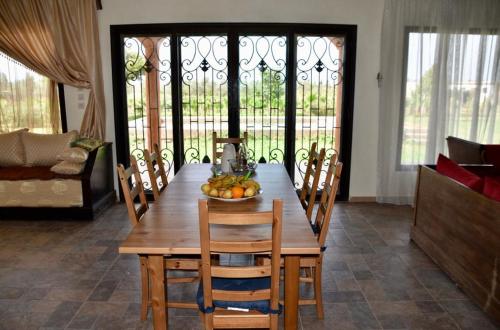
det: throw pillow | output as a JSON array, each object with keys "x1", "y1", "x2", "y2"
[
  {"x1": 22, "y1": 130, "x2": 79, "y2": 166},
  {"x1": 483, "y1": 145, "x2": 500, "y2": 169},
  {"x1": 57, "y1": 147, "x2": 89, "y2": 163},
  {"x1": 483, "y1": 176, "x2": 500, "y2": 202},
  {"x1": 0, "y1": 128, "x2": 29, "y2": 167},
  {"x1": 50, "y1": 160, "x2": 85, "y2": 175},
  {"x1": 436, "y1": 154, "x2": 484, "y2": 192},
  {"x1": 71, "y1": 137, "x2": 103, "y2": 151}
]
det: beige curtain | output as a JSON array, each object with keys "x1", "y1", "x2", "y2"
[{"x1": 0, "y1": 0, "x2": 105, "y2": 139}]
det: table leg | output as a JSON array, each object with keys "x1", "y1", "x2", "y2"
[
  {"x1": 284, "y1": 255, "x2": 300, "y2": 330},
  {"x1": 149, "y1": 255, "x2": 167, "y2": 330}
]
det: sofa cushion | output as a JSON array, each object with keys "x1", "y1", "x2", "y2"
[
  {"x1": 0, "y1": 166, "x2": 80, "y2": 180},
  {"x1": 483, "y1": 145, "x2": 500, "y2": 169},
  {"x1": 57, "y1": 147, "x2": 89, "y2": 163},
  {"x1": 446, "y1": 136, "x2": 484, "y2": 164},
  {"x1": 0, "y1": 129, "x2": 28, "y2": 167},
  {"x1": 483, "y1": 176, "x2": 500, "y2": 202},
  {"x1": 436, "y1": 154, "x2": 483, "y2": 192},
  {"x1": 51, "y1": 161, "x2": 85, "y2": 175},
  {"x1": 71, "y1": 137, "x2": 103, "y2": 151},
  {"x1": 22, "y1": 131, "x2": 78, "y2": 166}
]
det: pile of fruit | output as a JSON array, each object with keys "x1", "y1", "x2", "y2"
[{"x1": 200, "y1": 174, "x2": 260, "y2": 199}]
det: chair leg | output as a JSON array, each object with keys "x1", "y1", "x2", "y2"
[
  {"x1": 198, "y1": 311, "x2": 205, "y2": 326},
  {"x1": 139, "y1": 255, "x2": 149, "y2": 321},
  {"x1": 313, "y1": 261, "x2": 324, "y2": 319},
  {"x1": 204, "y1": 313, "x2": 213, "y2": 330},
  {"x1": 270, "y1": 314, "x2": 279, "y2": 330}
]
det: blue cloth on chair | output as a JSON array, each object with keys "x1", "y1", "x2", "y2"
[{"x1": 196, "y1": 277, "x2": 282, "y2": 314}]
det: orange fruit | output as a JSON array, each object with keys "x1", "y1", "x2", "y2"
[{"x1": 231, "y1": 186, "x2": 245, "y2": 199}]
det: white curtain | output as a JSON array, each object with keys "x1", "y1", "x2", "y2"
[{"x1": 377, "y1": 0, "x2": 500, "y2": 204}]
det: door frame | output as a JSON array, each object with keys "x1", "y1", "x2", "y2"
[{"x1": 110, "y1": 23, "x2": 356, "y2": 201}]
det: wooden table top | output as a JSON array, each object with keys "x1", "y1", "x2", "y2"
[{"x1": 119, "y1": 164, "x2": 320, "y2": 255}]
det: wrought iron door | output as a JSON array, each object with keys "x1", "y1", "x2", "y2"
[{"x1": 111, "y1": 24, "x2": 356, "y2": 200}]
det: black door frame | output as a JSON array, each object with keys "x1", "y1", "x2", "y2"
[{"x1": 110, "y1": 23, "x2": 356, "y2": 201}]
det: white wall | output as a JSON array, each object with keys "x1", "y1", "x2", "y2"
[{"x1": 64, "y1": 0, "x2": 384, "y2": 199}]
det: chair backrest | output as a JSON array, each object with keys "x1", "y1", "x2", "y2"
[
  {"x1": 117, "y1": 155, "x2": 148, "y2": 226},
  {"x1": 198, "y1": 199, "x2": 282, "y2": 320},
  {"x1": 299, "y1": 142, "x2": 326, "y2": 220},
  {"x1": 312, "y1": 154, "x2": 343, "y2": 250},
  {"x1": 144, "y1": 143, "x2": 168, "y2": 201},
  {"x1": 212, "y1": 131, "x2": 248, "y2": 164}
]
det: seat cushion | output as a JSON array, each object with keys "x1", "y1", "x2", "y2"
[
  {"x1": 22, "y1": 131, "x2": 78, "y2": 166},
  {"x1": 483, "y1": 176, "x2": 500, "y2": 202},
  {"x1": 196, "y1": 277, "x2": 281, "y2": 314},
  {"x1": 0, "y1": 129, "x2": 28, "y2": 167},
  {"x1": 436, "y1": 154, "x2": 483, "y2": 192}
]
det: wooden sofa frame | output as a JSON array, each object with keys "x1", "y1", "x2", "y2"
[
  {"x1": 411, "y1": 165, "x2": 500, "y2": 324},
  {"x1": 0, "y1": 142, "x2": 115, "y2": 220}
]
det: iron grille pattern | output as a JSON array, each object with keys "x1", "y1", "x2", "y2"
[
  {"x1": 124, "y1": 36, "x2": 174, "y2": 189},
  {"x1": 112, "y1": 25, "x2": 355, "y2": 201},
  {"x1": 295, "y1": 36, "x2": 344, "y2": 187},
  {"x1": 239, "y1": 36, "x2": 287, "y2": 164},
  {"x1": 180, "y1": 36, "x2": 228, "y2": 164}
]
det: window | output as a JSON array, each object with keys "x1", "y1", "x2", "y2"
[
  {"x1": 112, "y1": 24, "x2": 356, "y2": 201},
  {"x1": 399, "y1": 31, "x2": 499, "y2": 166},
  {"x1": 0, "y1": 51, "x2": 63, "y2": 133}
]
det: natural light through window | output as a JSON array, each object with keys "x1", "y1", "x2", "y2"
[
  {"x1": 0, "y1": 51, "x2": 57, "y2": 133},
  {"x1": 400, "y1": 32, "x2": 499, "y2": 165}
]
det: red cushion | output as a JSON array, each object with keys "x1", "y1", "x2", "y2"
[
  {"x1": 436, "y1": 154, "x2": 483, "y2": 192},
  {"x1": 483, "y1": 145, "x2": 500, "y2": 169},
  {"x1": 483, "y1": 176, "x2": 500, "y2": 202}
]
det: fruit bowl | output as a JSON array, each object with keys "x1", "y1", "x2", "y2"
[
  {"x1": 205, "y1": 190, "x2": 262, "y2": 202},
  {"x1": 200, "y1": 174, "x2": 261, "y2": 201}
]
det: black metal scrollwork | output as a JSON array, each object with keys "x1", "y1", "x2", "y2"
[
  {"x1": 181, "y1": 36, "x2": 228, "y2": 164},
  {"x1": 239, "y1": 36, "x2": 287, "y2": 165},
  {"x1": 123, "y1": 37, "x2": 175, "y2": 190},
  {"x1": 294, "y1": 36, "x2": 344, "y2": 188}
]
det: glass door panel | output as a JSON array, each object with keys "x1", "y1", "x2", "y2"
[
  {"x1": 295, "y1": 36, "x2": 345, "y2": 188},
  {"x1": 239, "y1": 36, "x2": 287, "y2": 164},
  {"x1": 180, "y1": 36, "x2": 228, "y2": 164},
  {"x1": 124, "y1": 36, "x2": 174, "y2": 189}
]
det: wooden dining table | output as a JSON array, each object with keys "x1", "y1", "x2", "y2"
[{"x1": 119, "y1": 163, "x2": 320, "y2": 329}]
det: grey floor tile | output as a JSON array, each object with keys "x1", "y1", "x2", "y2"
[{"x1": 0, "y1": 203, "x2": 497, "y2": 329}]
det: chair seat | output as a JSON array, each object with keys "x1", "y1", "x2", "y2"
[{"x1": 196, "y1": 277, "x2": 281, "y2": 315}]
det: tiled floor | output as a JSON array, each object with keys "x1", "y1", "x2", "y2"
[{"x1": 0, "y1": 203, "x2": 498, "y2": 330}]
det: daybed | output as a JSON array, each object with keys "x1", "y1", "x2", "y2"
[
  {"x1": 0, "y1": 130, "x2": 115, "y2": 219},
  {"x1": 411, "y1": 161, "x2": 500, "y2": 323}
]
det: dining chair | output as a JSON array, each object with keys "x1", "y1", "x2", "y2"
[
  {"x1": 197, "y1": 199, "x2": 283, "y2": 329},
  {"x1": 298, "y1": 142, "x2": 326, "y2": 221},
  {"x1": 144, "y1": 143, "x2": 169, "y2": 201},
  {"x1": 256, "y1": 155, "x2": 342, "y2": 319},
  {"x1": 300, "y1": 155, "x2": 343, "y2": 319},
  {"x1": 117, "y1": 155, "x2": 148, "y2": 226},
  {"x1": 212, "y1": 131, "x2": 248, "y2": 164},
  {"x1": 117, "y1": 156, "x2": 200, "y2": 321}
]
